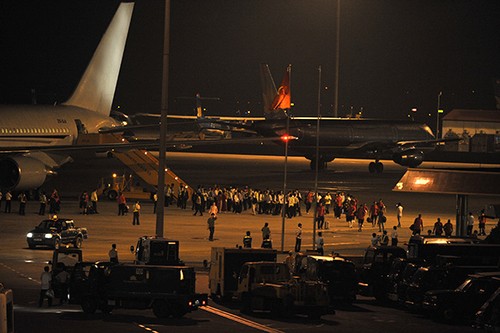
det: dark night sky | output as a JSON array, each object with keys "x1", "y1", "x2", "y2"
[{"x1": 1, "y1": 0, "x2": 499, "y2": 127}]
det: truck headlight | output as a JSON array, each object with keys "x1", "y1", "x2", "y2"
[
  {"x1": 44, "y1": 234, "x2": 53, "y2": 239},
  {"x1": 27, "y1": 233, "x2": 33, "y2": 238}
]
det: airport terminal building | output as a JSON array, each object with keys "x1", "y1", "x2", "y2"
[{"x1": 441, "y1": 109, "x2": 500, "y2": 153}]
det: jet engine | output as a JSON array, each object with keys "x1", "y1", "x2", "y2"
[
  {"x1": 392, "y1": 149, "x2": 424, "y2": 168},
  {"x1": 0, "y1": 156, "x2": 47, "y2": 190}
]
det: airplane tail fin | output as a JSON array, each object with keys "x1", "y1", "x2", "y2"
[
  {"x1": 260, "y1": 64, "x2": 291, "y2": 119},
  {"x1": 64, "y1": 3, "x2": 134, "y2": 116}
]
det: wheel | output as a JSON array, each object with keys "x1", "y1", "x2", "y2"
[
  {"x1": 81, "y1": 297, "x2": 97, "y2": 314},
  {"x1": 107, "y1": 190, "x2": 118, "y2": 201},
  {"x1": 369, "y1": 162, "x2": 376, "y2": 173},
  {"x1": 152, "y1": 300, "x2": 170, "y2": 318},
  {"x1": 74, "y1": 236, "x2": 83, "y2": 249},
  {"x1": 28, "y1": 243, "x2": 35, "y2": 249},
  {"x1": 375, "y1": 162, "x2": 384, "y2": 173},
  {"x1": 53, "y1": 238, "x2": 61, "y2": 250}
]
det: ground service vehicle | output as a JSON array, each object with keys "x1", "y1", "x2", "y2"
[
  {"x1": 209, "y1": 247, "x2": 277, "y2": 300},
  {"x1": 98, "y1": 173, "x2": 153, "y2": 201},
  {"x1": 423, "y1": 272, "x2": 500, "y2": 323},
  {"x1": 294, "y1": 254, "x2": 357, "y2": 304},
  {"x1": 237, "y1": 262, "x2": 331, "y2": 318},
  {"x1": 77, "y1": 263, "x2": 207, "y2": 318},
  {"x1": 133, "y1": 236, "x2": 183, "y2": 265},
  {"x1": 407, "y1": 235, "x2": 500, "y2": 263},
  {"x1": 26, "y1": 218, "x2": 88, "y2": 249},
  {"x1": 357, "y1": 246, "x2": 407, "y2": 300}
]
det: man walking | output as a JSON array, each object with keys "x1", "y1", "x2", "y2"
[{"x1": 207, "y1": 213, "x2": 217, "y2": 241}]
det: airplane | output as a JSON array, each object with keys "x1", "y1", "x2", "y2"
[
  {"x1": 247, "y1": 64, "x2": 449, "y2": 173},
  {"x1": 0, "y1": 3, "x2": 281, "y2": 192},
  {"x1": 106, "y1": 63, "x2": 448, "y2": 174},
  {"x1": 0, "y1": 3, "x2": 135, "y2": 191}
]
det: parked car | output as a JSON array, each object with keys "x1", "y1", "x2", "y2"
[
  {"x1": 474, "y1": 286, "x2": 500, "y2": 331},
  {"x1": 423, "y1": 272, "x2": 500, "y2": 323}
]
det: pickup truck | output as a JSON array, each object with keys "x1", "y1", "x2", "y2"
[{"x1": 26, "y1": 218, "x2": 88, "y2": 249}]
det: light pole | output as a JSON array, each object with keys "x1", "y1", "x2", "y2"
[
  {"x1": 280, "y1": 114, "x2": 290, "y2": 252},
  {"x1": 436, "y1": 91, "x2": 442, "y2": 139}
]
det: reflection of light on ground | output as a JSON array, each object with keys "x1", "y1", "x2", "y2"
[{"x1": 13, "y1": 305, "x2": 82, "y2": 314}]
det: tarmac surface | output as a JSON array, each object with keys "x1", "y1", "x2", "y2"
[{"x1": 1, "y1": 152, "x2": 498, "y2": 332}]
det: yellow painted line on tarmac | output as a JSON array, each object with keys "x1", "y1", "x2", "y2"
[
  {"x1": 202, "y1": 305, "x2": 284, "y2": 333},
  {"x1": 135, "y1": 323, "x2": 159, "y2": 333}
]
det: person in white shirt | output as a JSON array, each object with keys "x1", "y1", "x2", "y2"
[
  {"x1": 391, "y1": 226, "x2": 399, "y2": 246},
  {"x1": 467, "y1": 212, "x2": 475, "y2": 236},
  {"x1": 396, "y1": 203, "x2": 403, "y2": 227},
  {"x1": 316, "y1": 232, "x2": 324, "y2": 255},
  {"x1": 39, "y1": 266, "x2": 52, "y2": 307}
]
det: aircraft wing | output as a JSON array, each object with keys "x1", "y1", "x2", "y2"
[{"x1": 0, "y1": 136, "x2": 282, "y2": 154}]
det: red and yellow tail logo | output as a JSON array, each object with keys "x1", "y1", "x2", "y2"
[{"x1": 271, "y1": 66, "x2": 291, "y2": 110}]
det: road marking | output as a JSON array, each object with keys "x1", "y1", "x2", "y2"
[
  {"x1": 202, "y1": 305, "x2": 284, "y2": 333},
  {"x1": 135, "y1": 323, "x2": 159, "y2": 333},
  {"x1": 0, "y1": 262, "x2": 40, "y2": 284}
]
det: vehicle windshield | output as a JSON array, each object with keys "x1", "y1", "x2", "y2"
[{"x1": 37, "y1": 220, "x2": 58, "y2": 229}]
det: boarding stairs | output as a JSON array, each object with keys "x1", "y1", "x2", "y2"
[{"x1": 77, "y1": 133, "x2": 194, "y2": 201}]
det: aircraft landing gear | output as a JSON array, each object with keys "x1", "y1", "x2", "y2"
[
  {"x1": 369, "y1": 161, "x2": 384, "y2": 173},
  {"x1": 310, "y1": 159, "x2": 327, "y2": 171}
]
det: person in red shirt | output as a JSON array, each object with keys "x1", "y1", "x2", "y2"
[{"x1": 316, "y1": 202, "x2": 326, "y2": 229}]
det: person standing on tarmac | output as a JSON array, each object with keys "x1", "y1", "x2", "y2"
[
  {"x1": 295, "y1": 223, "x2": 302, "y2": 252},
  {"x1": 4, "y1": 191, "x2": 12, "y2": 213},
  {"x1": 90, "y1": 189, "x2": 99, "y2": 214},
  {"x1": 261, "y1": 222, "x2": 271, "y2": 241},
  {"x1": 316, "y1": 232, "x2": 324, "y2": 255},
  {"x1": 109, "y1": 243, "x2": 119, "y2": 263},
  {"x1": 132, "y1": 201, "x2": 141, "y2": 225},
  {"x1": 396, "y1": 202, "x2": 403, "y2": 227},
  {"x1": 18, "y1": 192, "x2": 27, "y2": 215},
  {"x1": 38, "y1": 266, "x2": 52, "y2": 307},
  {"x1": 207, "y1": 213, "x2": 217, "y2": 241},
  {"x1": 243, "y1": 231, "x2": 252, "y2": 248},
  {"x1": 39, "y1": 191, "x2": 47, "y2": 215},
  {"x1": 444, "y1": 219, "x2": 453, "y2": 236}
]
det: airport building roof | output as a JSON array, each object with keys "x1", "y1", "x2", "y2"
[
  {"x1": 393, "y1": 168, "x2": 500, "y2": 196},
  {"x1": 443, "y1": 109, "x2": 500, "y2": 122}
]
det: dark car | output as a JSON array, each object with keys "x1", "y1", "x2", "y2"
[
  {"x1": 474, "y1": 286, "x2": 500, "y2": 331},
  {"x1": 423, "y1": 271, "x2": 500, "y2": 323},
  {"x1": 26, "y1": 218, "x2": 88, "y2": 249}
]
